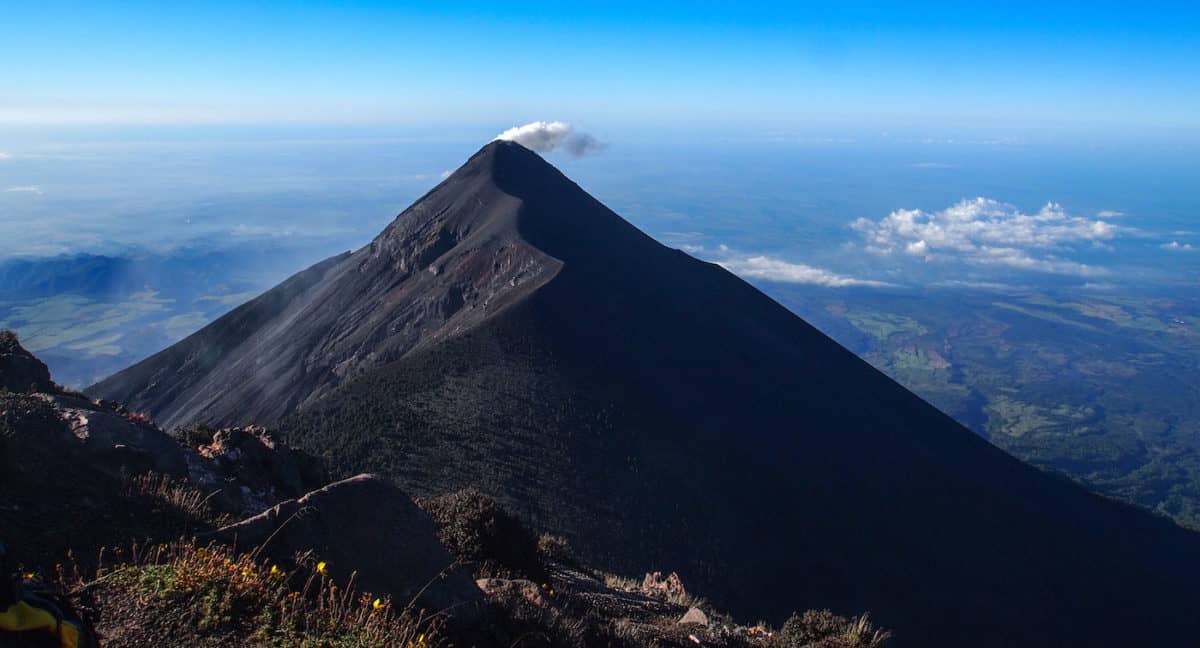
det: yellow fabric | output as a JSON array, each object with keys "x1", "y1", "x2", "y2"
[
  {"x1": 0, "y1": 600, "x2": 82, "y2": 648},
  {"x1": 60, "y1": 621, "x2": 81, "y2": 648},
  {"x1": 0, "y1": 600, "x2": 59, "y2": 633}
]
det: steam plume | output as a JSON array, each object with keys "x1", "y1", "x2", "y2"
[{"x1": 495, "y1": 121, "x2": 607, "y2": 157}]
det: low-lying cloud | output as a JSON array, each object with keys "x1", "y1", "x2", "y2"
[
  {"x1": 3, "y1": 185, "x2": 42, "y2": 194},
  {"x1": 718, "y1": 254, "x2": 894, "y2": 288},
  {"x1": 852, "y1": 198, "x2": 1120, "y2": 276},
  {"x1": 495, "y1": 121, "x2": 607, "y2": 157},
  {"x1": 1163, "y1": 241, "x2": 1195, "y2": 251}
]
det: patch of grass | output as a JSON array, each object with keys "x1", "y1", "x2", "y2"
[
  {"x1": 845, "y1": 311, "x2": 928, "y2": 340},
  {"x1": 125, "y1": 472, "x2": 229, "y2": 528},
  {"x1": 601, "y1": 570, "x2": 710, "y2": 610},
  {"x1": 174, "y1": 422, "x2": 219, "y2": 448},
  {"x1": 77, "y1": 541, "x2": 441, "y2": 648}
]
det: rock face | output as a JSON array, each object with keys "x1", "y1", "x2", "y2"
[
  {"x1": 0, "y1": 331, "x2": 54, "y2": 393},
  {"x1": 1, "y1": 342, "x2": 334, "y2": 572},
  {"x1": 88, "y1": 141, "x2": 1200, "y2": 646},
  {"x1": 48, "y1": 392, "x2": 190, "y2": 476},
  {"x1": 213, "y1": 474, "x2": 482, "y2": 616}
]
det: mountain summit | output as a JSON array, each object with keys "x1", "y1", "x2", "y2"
[
  {"x1": 92, "y1": 141, "x2": 652, "y2": 427},
  {"x1": 91, "y1": 141, "x2": 1200, "y2": 646}
]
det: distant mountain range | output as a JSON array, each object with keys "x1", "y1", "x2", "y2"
[
  {"x1": 0, "y1": 244, "x2": 331, "y2": 387},
  {"x1": 90, "y1": 141, "x2": 1200, "y2": 646}
]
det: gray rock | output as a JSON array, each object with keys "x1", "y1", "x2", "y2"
[
  {"x1": 213, "y1": 474, "x2": 482, "y2": 620},
  {"x1": 51, "y1": 396, "x2": 188, "y2": 476},
  {"x1": 677, "y1": 607, "x2": 709, "y2": 627}
]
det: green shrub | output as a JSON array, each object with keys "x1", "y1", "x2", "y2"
[
  {"x1": 536, "y1": 533, "x2": 576, "y2": 566},
  {"x1": 174, "y1": 422, "x2": 217, "y2": 449},
  {"x1": 418, "y1": 489, "x2": 542, "y2": 579},
  {"x1": 772, "y1": 610, "x2": 891, "y2": 648}
]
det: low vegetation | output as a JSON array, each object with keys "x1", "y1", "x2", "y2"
[
  {"x1": 772, "y1": 610, "x2": 891, "y2": 648},
  {"x1": 418, "y1": 489, "x2": 544, "y2": 581},
  {"x1": 67, "y1": 541, "x2": 441, "y2": 647}
]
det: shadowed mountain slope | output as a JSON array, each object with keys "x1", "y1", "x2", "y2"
[{"x1": 92, "y1": 141, "x2": 1200, "y2": 647}]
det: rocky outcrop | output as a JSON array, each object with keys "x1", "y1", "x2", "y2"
[
  {"x1": 476, "y1": 577, "x2": 553, "y2": 609},
  {"x1": 212, "y1": 474, "x2": 482, "y2": 617},
  {"x1": 641, "y1": 571, "x2": 689, "y2": 601},
  {"x1": 0, "y1": 331, "x2": 54, "y2": 394},
  {"x1": 550, "y1": 565, "x2": 679, "y2": 621},
  {"x1": 49, "y1": 392, "x2": 190, "y2": 476},
  {"x1": 194, "y1": 426, "x2": 325, "y2": 513}
]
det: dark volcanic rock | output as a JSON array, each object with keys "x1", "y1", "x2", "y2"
[
  {"x1": 48, "y1": 392, "x2": 189, "y2": 476},
  {"x1": 196, "y1": 426, "x2": 325, "y2": 512},
  {"x1": 1, "y1": 343, "x2": 333, "y2": 572},
  {"x1": 89, "y1": 141, "x2": 1200, "y2": 647},
  {"x1": 212, "y1": 474, "x2": 482, "y2": 617},
  {"x1": 0, "y1": 331, "x2": 54, "y2": 393}
]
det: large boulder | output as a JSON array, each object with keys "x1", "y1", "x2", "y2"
[
  {"x1": 48, "y1": 392, "x2": 189, "y2": 476},
  {"x1": 0, "y1": 331, "x2": 54, "y2": 394},
  {"x1": 212, "y1": 474, "x2": 483, "y2": 618}
]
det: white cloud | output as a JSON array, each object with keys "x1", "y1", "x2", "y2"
[
  {"x1": 1163, "y1": 241, "x2": 1195, "y2": 251},
  {"x1": 852, "y1": 198, "x2": 1119, "y2": 276},
  {"x1": 0, "y1": 152, "x2": 10, "y2": 160},
  {"x1": 718, "y1": 255, "x2": 894, "y2": 288},
  {"x1": 1097, "y1": 210, "x2": 1124, "y2": 218},
  {"x1": 931, "y1": 280, "x2": 1026, "y2": 291},
  {"x1": 494, "y1": 121, "x2": 607, "y2": 157},
  {"x1": 3, "y1": 185, "x2": 41, "y2": 194},
  {"x1": 439, "y1": 169, "x2": 452, "y2": 180},
  {"x1": 905, "y1": 240, "x2": 929, "y2": 257}
]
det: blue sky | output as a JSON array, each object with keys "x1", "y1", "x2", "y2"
[
  {"x1": 4, "y1": 1, "x2": 1198, "y2": 136},
  {"x1": 2, "y1": 1, "x2": 1197, "y2": 293}
]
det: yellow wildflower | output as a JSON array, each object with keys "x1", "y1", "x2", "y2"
[
  {"x1": 316, "y1": 561, "x2": 327, "y2": 575},
  {"x1": 373, "y1": 598, "x2": 384, "y2": 610}
]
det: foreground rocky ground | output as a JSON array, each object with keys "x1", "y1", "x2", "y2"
[{"x1": 1, "y1": 331, "x2": 888, "y2": 647}]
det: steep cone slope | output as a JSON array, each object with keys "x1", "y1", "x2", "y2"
[
  {"x1": 92, "y1": 143, "x2": 563, "y2": 428},
  {"x1": 92, "y1": 141, "x2": 1200, "y2": 647}
]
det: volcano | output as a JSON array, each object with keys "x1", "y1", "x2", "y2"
[{"x1": 91, "y1": 141, "x2": 1200, "y2": 646}]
